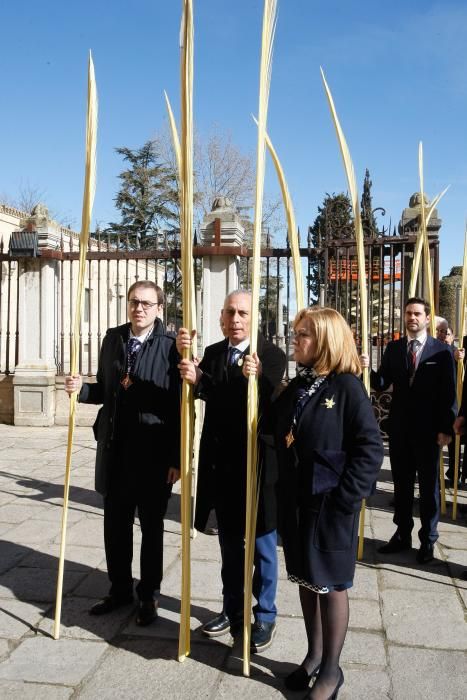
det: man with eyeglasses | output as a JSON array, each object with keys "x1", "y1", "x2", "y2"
[{"x1": 65, "y1": 281, "x2": 181, "y2": 626}]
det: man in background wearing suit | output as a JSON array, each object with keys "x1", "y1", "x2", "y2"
[
  {"x1": 177, "y1": 290, "x2": 286, "y2": 652},
  {"x1": 361, "y1": 297, "x2": 456, "y2": 563}
]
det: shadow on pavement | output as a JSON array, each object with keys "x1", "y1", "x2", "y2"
[{"x1": 0, "y1": 470, "x2": 182, "y2": 525}]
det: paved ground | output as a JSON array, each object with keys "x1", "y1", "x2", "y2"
[{"x1": 0, "y1": 424, "x2": 466, "y2": 699}]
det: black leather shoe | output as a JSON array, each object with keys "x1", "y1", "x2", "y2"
[
  {"x1": 461, "y1": 570, "x2": 467, "y2": 581},
  {"x1": 378, "y1": 534, "x2": 412, "y2": 554},
  {"x1": 89, "y1": 595, "x2": 133, "y2": 616},
  {"x1": 202, "y1": 612, "x2": 230, "y2": 637},
  {"x1": 284, "y1": 662, "x2": 320, "y2": 691},
  {"x1": 416, "y1": 543, "x2": 434, "y2": 564},
  {"x1": 135, "y1": 600, "x2": 158, "y2": 626},
  {"x1": 250, "y1": 620, "x2": 276, "y2": 653}
]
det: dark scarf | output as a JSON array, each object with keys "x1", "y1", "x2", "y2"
[{"x1": 286, "y1": 365, "x2": 328, "y2": 447}]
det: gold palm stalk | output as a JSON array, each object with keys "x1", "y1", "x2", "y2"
[
  {"x1": 253, "y1": 118, "x2": 304, "y2": 311},
  {"x1": 164, "y1": 90, "x2": 181, "y2": 174},
  {"x1": 54, "y1": 52, "x2": 98, "y2": 640},
  {"x1": 178, "y1": 0, "x2": 195, "y2": 663},
  {"x1": 320, "y1": 67, "x2": 369, "y2": 560},
  {"x1": 320, "y1": 68, "x2": 368, "y2": 390},
  {"x1": 164, "y1": 89, "x2": 200, "y2": 536},
  {"x1": 409, "y1": 143, "x2": 437, "y2": 334},
  {"x1": 409, "y1": 184, "x2": 449, "y2": 300},
  {"x1": 452, "y1": 228, "x2": 467, "y2": 520},
  {"x1": 244, "y1": 0, "x2": 277, "y2": 677}
]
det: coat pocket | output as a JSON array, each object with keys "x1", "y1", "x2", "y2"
[
  {"x1": 313, "y1": 494, "x2": 357, "y2": 552},
  {"x1": 311, "y1": 449, "x2": 346, "y2": 495}
]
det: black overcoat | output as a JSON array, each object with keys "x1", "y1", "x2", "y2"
[
  {"x1": 79, "y1": 319, "x2": 181, "y2": 496},
  {"x1": 194, "y1": 334, "x2": 286, "y2": 535},
  {"x1": 274, "y1": 373, "x2": 383, "y2": 586}
]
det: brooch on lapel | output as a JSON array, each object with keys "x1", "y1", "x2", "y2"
[
  {"x1": 321, "y1": 395, "x2": 335, "y2": 409},
  {"x1": 237, "y1": 357, "x2": 244, "y2": 367},
  {"x1": 285, "y1": 430, "x2": 294, "y2": 448},
  {"x1": 120, "y1": 374, "x2": 133, "y2": 390}
]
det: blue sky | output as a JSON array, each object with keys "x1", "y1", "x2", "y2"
[{"x1": 1, "y1": 0, "x2": 467, "y2": 276}]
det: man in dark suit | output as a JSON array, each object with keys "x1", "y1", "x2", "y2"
[
  {"x1": 361, "y1": 297, "x2": 456, "y2": 563},
  {"x1": 65, "y1": 282, "x2": 181, "y2": 626},
  {"x1": 177, "y1": 289, "x2": 286, "y2": 652}
]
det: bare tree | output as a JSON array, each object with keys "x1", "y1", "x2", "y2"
[
  {"x1": 154, "y1": 124, "x2": 282, "y2": 237},
  {"x1": 0, "y1": 182, "x2": 76, "y2": 228},
  {"x1": 194, "y1": 127, "x2": 255, "y2": 218}
]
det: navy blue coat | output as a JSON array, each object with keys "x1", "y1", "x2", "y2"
[
  {"x1": 274, "y1": 373, "x2": 383, "y2": 586},
  {"x1": 370, "y1": 335, "x2": 456, "y2": 443},
  {"x1": 79, "y1": 320, "x2": 181, "y2": 495}
]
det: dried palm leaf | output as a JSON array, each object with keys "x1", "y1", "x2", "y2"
[
  {"x1": 178, "y1": 0, "x2": 195, "y2": 663},
  {"x1": 320, "y1": 67, "x2": 369, "y2": 560},
  {"x1": 244, "y1": 0, "x2": 277, "y2": 677},
  {"x1": 54, "y1": 52, "x2": 98, "y2": 639},
  {"x1": 253, "y1": 116, "x2": 304, "y2": 311}
]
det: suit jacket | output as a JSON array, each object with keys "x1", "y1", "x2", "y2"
[
  {"x1": 194, "y1": 334, "x2": 286, "y2": 534},
  {"x1": 370, "y1": 335, "x2": 456, "y2": 445}
]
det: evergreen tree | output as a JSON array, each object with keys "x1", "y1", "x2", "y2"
[
  {"x1": 308, "y1": 193, "x2": 353, "y2": 302},
  {"x1": 360, "y1": 169, "x2": 378, "y2": 238},
  {"x1": 106, "y1": 141, "x2": 179, "y2": 248}
]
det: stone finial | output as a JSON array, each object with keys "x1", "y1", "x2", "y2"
[
  {"x1": 20, "y1": 202, "x2": 62, "y2": 250},
  {"x1": 399, "y1": 192, "x2": 441, "y2": 235},
  {"x1": 31, "y1": 203, "x2": 50, "y2": 219},
  {"x1": 201, "y1": 196, "x2": 244, "y2": 246},
  {"x1": 211, "y1": 196, "x2": 233, "y2": 212},
  {"x1": 408, "y1": 192, "x2": 430, "y2": 209}
]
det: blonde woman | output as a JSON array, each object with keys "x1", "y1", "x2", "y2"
[{"x1": 274, "y1": 307, "x2": 383, "y2": 699}]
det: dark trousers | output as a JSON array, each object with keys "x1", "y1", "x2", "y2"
[
  {"x1": 217, "y1": 521, "x2": 278, "y2": 624},
  {"x1": 389, "y1": 437, "x2": 440, "y2": 545},
  {"x1": 103, "y1": 472, "x2": 171, "y2": 601}
]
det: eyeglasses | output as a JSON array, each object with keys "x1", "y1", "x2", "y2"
[{"x1": 128, "y1": 298, "x2": 158, "y2": 310}]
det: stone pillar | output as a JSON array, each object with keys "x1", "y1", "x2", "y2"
[
  {"x1": 199, "y1": 198, "x2": 244, "y2": 349},
  {"x1": 399, "y1": 192, "x2": 441, "y2": 307},
  {"x1": 13, "y1": 205, "x2": 59, "y2": 426}
]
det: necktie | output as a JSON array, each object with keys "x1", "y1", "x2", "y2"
[
  {"x1": 228, "y1": 347, "x2": 241, "y2": 366},
  {"x1": 127, "y1": 337, "x2": 142, "y2": 374},
  {"x1": 408, "y1": 339, "x2": 420, "y2": 380}
]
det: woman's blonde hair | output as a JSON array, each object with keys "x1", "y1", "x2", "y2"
[{"x1": 293, "y1": 306, "x2": 361, "y2": 376}]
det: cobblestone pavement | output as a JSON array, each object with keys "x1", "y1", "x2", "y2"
[{"x1": 0, "y1": 424, "x2": 466, "y2": 699}]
